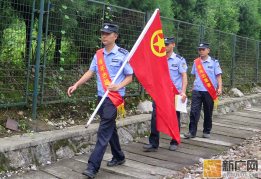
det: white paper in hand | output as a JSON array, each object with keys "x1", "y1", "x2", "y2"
[{"x1": 175, "y1": 95, "x2": 188, "y2": 113}]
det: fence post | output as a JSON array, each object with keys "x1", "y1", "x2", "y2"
[
  {"x1": 256, "y1": 41, "x2": 259, "y2": 84},
  {"x1": 32, "y1": 0, "x2": 45, "y2": 120},
  {"x1": 40, "y1": 0, "x2": 50, "y2": 104},
  {"x1": 231, "y1": 35, "x2": 236, "y2": 86},
  {"x1": 217, "y1": 32, "x2": 220, "y2": 60},
  {"x1": 176, "y1": 21, "x2": 180, "y2": 47},
  {"x1": 25, "y1": 0, "x2": 36, "y2": 105},
  {"x1": 101, "y1": 4, "x2": 105, "y2": 48},
  {"x1": 200, "y1": 25, "x2": 204, "y2": 42}
]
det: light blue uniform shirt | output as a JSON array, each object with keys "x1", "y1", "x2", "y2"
[
  {"x1": 89, "y1": 45, "x2": 133, "y2": 97},
  {"x1": 168, "y1": 52, "x2": 188, "y2": 93},
  {"x1": 191, "y1": 56, "x2": 222, "y2": 91}
]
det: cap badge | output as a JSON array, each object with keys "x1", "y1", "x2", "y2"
[
  {"x1": 200, "y1": 43, "x2": 203, "y2": 46},
  {"x1": 104, "y1": 25, "x2": 109, "y2": 29},
  {"x1": 164, "y1": 38, "x2": 167, "y2": 41}
]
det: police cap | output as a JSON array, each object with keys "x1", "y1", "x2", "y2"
[
  {"x1": 164, "y1": 37, "x2": 175, "y2": 44},
  {"x1": 198, "y1": 42, "x2": 210, "y2": 49},
  {"x1": 101, "y1": 23, "x2": 119, "y2": 34}
]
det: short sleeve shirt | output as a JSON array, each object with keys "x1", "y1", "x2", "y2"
[
  {"x1": 89, "y1": 45, "x2": 133, "y2": 97},
  {"x1": 168, "y1": 52, "x2": 188, "y2": 93},
  {"x1": 191, "y1": 56, "x2": 222, "y2": 91}
]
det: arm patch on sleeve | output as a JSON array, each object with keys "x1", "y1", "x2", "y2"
[{"x1": 118, "y1": 48, "x2": 128, "y2": 55}]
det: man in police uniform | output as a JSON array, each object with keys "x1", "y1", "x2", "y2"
[
  {"x1": 184, "y1": 42, "x2": 222, "y2": 139},
  {"x1": 67, "y1": 23, "x2": 133, "y2": 178},
  {"x1": 143, "y1": 37, "x2": 188, "y2": 151}
]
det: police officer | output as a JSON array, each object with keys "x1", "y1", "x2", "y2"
[
  {"x1": 67, "y1": 23, "x2": 133, "y2": 178},
  {"x1": 184, "y1": 42, "x2": 222, "y2": 139},
  {"x1": 143, "y1": 37, "x2": 188, "y2": 151}
]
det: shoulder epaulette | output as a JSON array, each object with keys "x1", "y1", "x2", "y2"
[
  {"x1": 118, "y1": 48, "x2": 128, "y2": 55},
  {"x1": 211, "y1": 57, "x2": 218, "y2": 62},
  {"x1": 176, "y1": 54, "x2": 184, "y2": 60}
]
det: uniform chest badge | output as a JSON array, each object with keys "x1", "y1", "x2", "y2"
[
  {"x1": 112, "y1": 59, "x2": 118, "y2": 62},
  {"x1": 172, "y1": 64, "x2": 178, "y2": 67}
]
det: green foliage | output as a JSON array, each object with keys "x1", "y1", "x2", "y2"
[
  {"x1": 90, "y1": 101, "x2": 97, "y2": 111},
  {"x1": 54, "y1": 139, "x2": 68, "y2": 151},
  {"x1": 170, "y1": 0, "x2": 260, "y2": 37},
  {"x1": 101, "y1": 0, "x2": 173, "y2": 17},
  {"x1": 236, "y1": 0, "x2": 261, "y2": 39},
  {"x1": 214, "y1": 0, "x2": 239, "y2": 33},
  {"x1": 1, "y1": 0, "x2": 261, "y2": 110},
  {"x1": 18, "y1": 119, "x2": 27, "y2": 130},
  {"x1": 131, "y1": 103, "x2": 136, "y2": 110},
  {"x1": 172, "y1": 0, "x2": 197, "y2": 23}
]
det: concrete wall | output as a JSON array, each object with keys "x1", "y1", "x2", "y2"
[{"x1": 0, "y1": 93, "x2": 261, "y2": 171}]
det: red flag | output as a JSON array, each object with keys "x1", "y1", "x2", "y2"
[{"x1": 129, "y1": 10, "x2": 180, "y2": 144}]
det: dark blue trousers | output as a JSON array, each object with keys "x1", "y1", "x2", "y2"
[
  {"x1": 189, "y1": 90, "x2": 214, "y2": 136},
  {"x1": 149, "y1": 100, "x2": 181, "y2": 148},
  {"x1": 88, "y1": 97, "x2": 125, "y2": 174}
]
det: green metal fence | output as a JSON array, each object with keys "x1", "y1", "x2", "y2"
[
  {"x1": 161, "y1": 17, "x2": 201, "y2": 88},
  {"x1": 0, "y1": 0, "x2": 36, "y2": 107},
  {"x1": 204, "y1": 27, "x2": 234, "y2": 86},
  {"x1": 41, "y1": 0, "x2": 144, "y2": 105},
  {"x1": 1, "y1": 0, "x2": 261, "y2": 119}
]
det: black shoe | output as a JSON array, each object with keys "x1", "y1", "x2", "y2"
[
  {"x1": 107, "y1": 158, "x2": 126, "y2": 167},
  {"x1": 82, "y1": 168, "x2": 96, "y2": 178},
  {"x1": 143, "y1": 144, "x2": 158, "y2": 151},
  {"x1": 184, "y1": 132, "x2": 196, "y2": 139},
  {"x1": 169, "y1": 145, "x2": 178, "y2": 151}
]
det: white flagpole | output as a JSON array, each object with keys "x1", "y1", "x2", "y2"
[{"x1": 85, "y1": 8, "x2": 159, "y2": 128}]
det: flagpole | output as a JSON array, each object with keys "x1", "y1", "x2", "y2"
[{"x1": 85, "y1": 8, "x2": 160, "y2": 128}]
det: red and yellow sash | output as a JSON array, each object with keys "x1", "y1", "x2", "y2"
[
  {"x1": 96, "y1": 48, "x2": 126, "y2": 118},
  {"x1": 195, "y1": 57, "x2": 219, "y2": 110}
]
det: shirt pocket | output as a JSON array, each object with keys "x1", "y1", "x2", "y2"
[
  {"x1": 206, "y1": 66, "x2": 214, "y2": 74},
  {"x1": 109, "y1": 60, "x2": 121, "y2": 74},
  {"x1": 169, "y1": 66, "x2": 179, "y2": 76}
]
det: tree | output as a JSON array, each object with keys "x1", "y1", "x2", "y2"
[
  {"x1": 46, "y1": 0, "x2": 79, "y2": 65},
  {"x1": 214, "y1": 0, "x2": 239, "y2": 34},
  {"x1": 0, "y1": 1, "x2": 16, "y2": 53},
  {"x1": 97, "y1": 0, "x2": 173, "y2": 17},
  {"x1": 7, "y1": 0, "x2": 38, "y2": 64},
  {"x1": 171, "y1": 0, "x2": 196, "y2": 23},
  {"x1": 236, "y1": 0, "x2": 260, "y2": 39}
]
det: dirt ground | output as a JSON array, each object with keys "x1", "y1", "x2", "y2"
[
  {"x1": 0, "y1": 84, "x2": 259, "y2": 138},
  {"x1": 0, "y1": 95, "x2": 149, "y2": 138}
]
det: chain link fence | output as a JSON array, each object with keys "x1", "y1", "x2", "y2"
[
  {"x1": 41, "y1": 0, "x2": 144, "y2": 104},
  {"x1": 0, "y1": 0, "x2": 37, "y2": 107},
  {"x1": 1, "y1": 0, "x2": 261, "y2": 117},
  {"x1": 204, "y1": 27, "x2": 234, "y2": 86}
]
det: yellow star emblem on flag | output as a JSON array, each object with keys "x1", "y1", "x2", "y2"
[{"x1": 151, "y1": 30, "x2": 166, "y2": 57}]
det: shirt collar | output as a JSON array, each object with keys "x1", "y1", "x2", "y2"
[
  {"x1": 201, "y1": 56, "x2": 211, "y2": 63},
  {"x1": 168, "y1": 52, "x2": 176, "y2": 60},
  {"x1": 103, "y1": 44, "x2": 119, "y2": 55}
]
